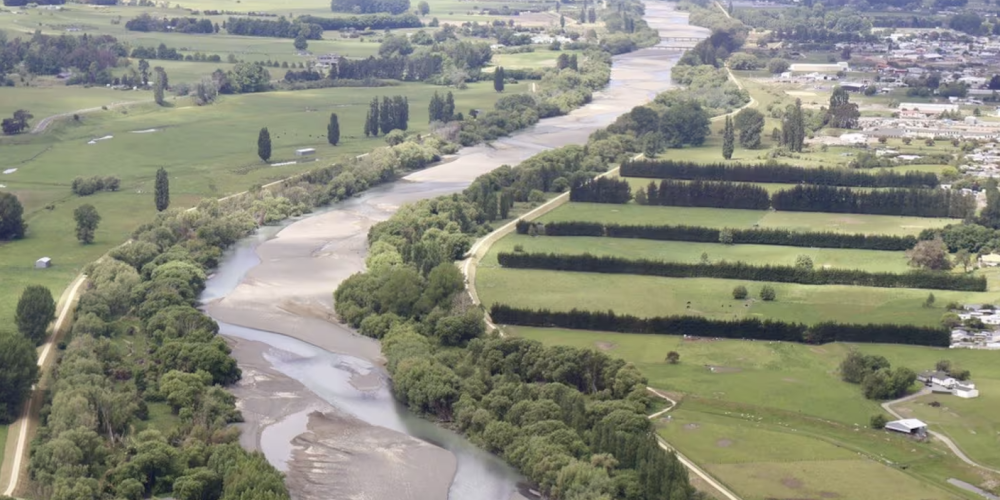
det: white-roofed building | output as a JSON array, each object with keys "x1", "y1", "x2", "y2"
[{"x1": 885, "y1": 419, "x2": 928, "y2": 435}]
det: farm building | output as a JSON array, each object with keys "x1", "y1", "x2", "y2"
[
  {"x1": 955, "y1": 383, "x2": 979, "y2": 398},
  {"x1": 35, "y1": 257, "x2": 52, "y2": 269},
  {"x1": 295, "y1": 148, "x2": 316, "y2": 157},
  {"x1": 885, "y1": 419, "x2": 927, "y2": 436},
  {"x1": 917, "y1": 370, "x2": 980, "y2": 398}
]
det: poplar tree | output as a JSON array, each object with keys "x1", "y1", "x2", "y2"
[
  {"x1": 367, "y1": 98, "x2": 380, "y2": 137},
  {"x1": 494, "y1": 66, "x2": 505, "y2": 92},
  {"x1": 380, "y1": 96, "x2": 393, "y2": 135},
  {"x1": 443, "y1": 92, "x2": 455, "y2": 121},
  {"x1": 257, "y1": 127, "x2": 271, "y2": 162},
  {"x1": 722, "y1": 116, "x2": 735, "y2": 160},
  {"x1": 429, "y1": 92, "x2": 444, "y2": 122},
  {"x1": 154, "y1": 167, "x2": 169, "y2": 211},
  {"x1": 327, "y1": 113, "x2": 340, "y2": 145}
]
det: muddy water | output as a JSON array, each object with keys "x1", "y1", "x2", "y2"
[{"x1": 204, "y1": 4, "x2": 707, "y2": 499}]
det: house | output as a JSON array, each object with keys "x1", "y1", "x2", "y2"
[
  {"x1": 979, "y1": 253, "x2": 1000, "y2": 267},
  {"x1": 295, "y1": 148, "x2": 316, "y2": 157},
  {"x1": 885, "y1": 418, "x2": 928, "y2": 436},
  {"x1": 955, "y1": 383, "x2": 979, "y2": 398},
  {"x1": 35, "y1": 257, "x2": 51, "y2": 269}
]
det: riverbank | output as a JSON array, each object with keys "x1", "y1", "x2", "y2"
[{"x1": 207, "y1": 3, "x2": 709, "y2": 499}]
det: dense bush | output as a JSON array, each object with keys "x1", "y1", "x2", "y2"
[
  {"x1": 517, "y1": 221, "x2": 918, "y2": 251},
  {"x1": 771, "y1": 185, "x2": 975, "y2": 219},
  {"x1": 620, "y1": 159, "x2": 939, "y2": 188},
  {"x1": 569, "y1": 177, "x2": 631, "y2": 204},
  {"x1": 72, "y1": 176, "x2": 121, "y2": 196},
  {"x1": 299, "y1": 13, "x2": 422, "y2": 30},
  {"x1": 224, "y1": 17, "x2": 323, "y2": 38},
  {"x1": 641, "y1": 179, "x2": 771, "y2": 210},
  {"x1": 490, "y1": 304, "x2": 950, "y2": 347},
  {"x1": 126, "y1": 14, "x2": 215, "y2": 33},
  {"x1": 330, "y1": 0, "x2": 410, "y2": 14},
  {"x1": 496, "y1": 251, "x2": 986, "y2": 291}
]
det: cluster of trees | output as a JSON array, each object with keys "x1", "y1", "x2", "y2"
[
  {"x1": 569, "y1": 177, "x2": 631, "y2": 204},
  {"x1": 215, "y1": 62, "x2": 272, "y2": 94},
  {"x1": 364, "y1": 95, "x2": 409, "y2": 137},
  {"x1": 330, "y1": 0, "x2": 410, "y2": 14},
  {"x1": 825, "y1": 86, "x2": 859, "y2": 129},
  {"x1": 920, "y1": 222, "x2": 1000, "y2": 255},
  {"x1": 130, "y1": 44, "x2": 188, "y2": 62},
  {"x1": 636, "y1": 179, "x2": 770, "y2": 210},
  {"x1": 496, "y1": 251, "x2": 987, "y2": 291},
  {"x1": 517, "y1": 220, "x2": 920, "y2": 251},
  {"x1": 428, "y1": 91, "x2": 456, "y2": 122},
  {"x1": 666, "y1": 65, "x2": 750, "y2": 117},
  {"x1": 224, "y1": 17, "x2": 323, "y2": 38},
  {"x1": 72, "y1": 176, "x2": 121, "y2": 196},
  {"x1": 0, "y1": 32, "x2": 127, "y2": 77},
  {"x1": 839, "y1": 351, "x2": 916, "y2": 400},
  {"x1": 0, "y1": 192, "x2": 26, "y2": 240},
  {"x1": 771, "y1": 185, "x2": 976, "y2": 219},
  {"x1": 608, "y1": 100, "x2": 712, "y2": 153},
  {"x1": 333, "y1": 54, "x2": 444, "y2": 81},
  {"x1": 490, "y1": 304, "x2": 950, "y2": 347},
  {"x1": 298, "y1": 13, "x2": 422, "y2": 30},
  {"x1": 620, "y1": 160, "x2": 939, "y2": 188},
  {"x1": 780, "y1": 99, "x2": 806, "y2": 152},
  {"x1": 735, "y1": 5, "x2": 874, "y2": 43},
  {"x1": 2, "y1": 109, "x2": 32, "y2": 135},
  {"x1": 125, "y1": 14, "x2": 216, "y2": 33}
]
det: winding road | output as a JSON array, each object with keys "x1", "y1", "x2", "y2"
[{"x1": 882, "y1": 388, "x2": 1000, "y2": 474}]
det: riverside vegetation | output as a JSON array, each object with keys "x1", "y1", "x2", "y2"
[{"x1": 1, "y1": 0, "x2": 673, "y2": 497}]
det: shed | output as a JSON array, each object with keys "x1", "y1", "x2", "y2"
[
  {"x1": 35, "y1": 257, "x2": 52, "y2": 269},
  {"x1": 295, "y1": 148, "x2": 316, "y2": 157},
  {"x1": 885, "y1": 419, "x2": 927, "y2": 435},
  {"x1": 955, "y1": 384, "x2": 979, "y2": 398}
]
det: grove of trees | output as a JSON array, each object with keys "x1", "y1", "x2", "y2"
[
  {"x1": 2, "y1": 109, "x2": 33, "y2": 135},
  {"x1": 620, "y1": 160, "x2": 939, "y2": 188},
  {"x1": 839, "y1": 350, "x2": 916, "y2": 400},
  {"x1": 364, "y1": 95, "x2": 409, "y2": 136}
]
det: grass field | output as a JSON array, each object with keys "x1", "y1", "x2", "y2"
[
  {"x1": 488, "y1": 234, "x2": 912, "y2": 272},
  {"x1": 511, "y1": 326, "x2": 996, "y2": 499},
  {"x1": 537, "y1": 202, "x2": 960, "y2": 236},
  {"x1": 0, "y1": 79, "x2": 523, "y2": 327}
]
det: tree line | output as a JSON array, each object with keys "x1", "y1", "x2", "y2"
[
  {"x1": 516, "y1": 220, "x2": 919, "y2": 251},
  {"x1": 772, "y1": 185, "x2": 975, "y2": 219},
  {"x1": 72, "y1": 175, "x2": 121, "y2": 196},
  {"x1": 640, "y1": 179, "x2": 771, "y2": 210},
  {"x1": 364, "y1": 95, "x2": 409, "y2": 137},
  {"x1": 489, "y1": 304, "x2": 950, "y2": 347},
  {"x1": 298, "y1": 13, "x2": 422, "y2": 30},
  {"x1": 334, "y1": 54, "x2": 444, "y2": 81},
  {"x1": 223, "y1": 16, "x2": 323, "y2": 38},
  {"x1": 496, "y1": 251, "x2": 987, "y2": 291},
  {"x1": 620, "y1": 159, "x2": 939, "y2": 189},
  {"x1": 569, "y1": 177, "x2": 632, "y2": 204},
  {"x1": 330, "y1": 0, "x2": 410, "y2": 14},
  {"x1": 125, "y1": 14, "x2": 216, "y2": 33}
]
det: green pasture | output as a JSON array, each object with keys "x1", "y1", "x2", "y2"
[
  {"x1": 511, "y1": 327, "x2": 994, "y2": 498},
  {"x1": 487, "y1": 234, "x2": 912, "y2": 273},
  {"x1": 478, "y1": 267, "x2": 990, "y2": 326},
  {"x1": 492, "y1": 48, "x2": 584, "y2": 69},
  {"x1": 0, "y1": 86, "x2": 147, "y2": 122},
  {"x1": 0, "y1": 79, "x2": 523, "y2": 326},
  {"x1": 537, "y1": 202, "x2": 959, "y2": 236}
]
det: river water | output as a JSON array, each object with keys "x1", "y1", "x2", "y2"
[{"x1": 201, "y1": 4, "x2": 707, "y2": 499}]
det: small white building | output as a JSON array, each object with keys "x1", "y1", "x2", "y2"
[
  {"x1": 885, "y1": 418, "x2": 928, "y2": 436},
  {"x1": 955, "y1": 383, "x2": 979, "y2": 398},
  {"x1": 295, "y1": 148, "x2": 316, "y2": 157},
  {"x1": 35, "y1": 257, "x2": 51, "y2": 269}
]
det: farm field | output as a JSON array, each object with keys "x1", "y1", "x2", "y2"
[
  {"x1": 536, "y1": 202, "x2": 961, "y2": 235},
  {"x1": 0, "y1": 79, "x2": 524, "y2": 325},
  {"x1": 486, "y1": 234, "x2": 913, "y2": 272},
  {"x1": 511, "y1": 326, "x2": 995, "y2": 498}
]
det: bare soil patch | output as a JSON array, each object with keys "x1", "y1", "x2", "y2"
[
  {"x1": 716, "y1": 438, "x2": 733, "y2": 448},
  {"x1": 595, "y1": 341, "x2": 616, "y2": 351},
  {"x1": 781, "y1": 477, "x2": 804, "y2": 489}
]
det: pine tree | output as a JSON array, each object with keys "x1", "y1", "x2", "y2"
[
  {"x1": 379, "y1": 96, "x2": 394, "y2": 135},
  {"x1": 401, "y1": 96, "x2": 409, "y2": 130},
  {"x1": 327, "y1": 113, "x2": 340, "y2": 146},
  {"x1": 560, "y1": 14, "x2": 565, "y2": 29},
  {"x1": 364, "y1": 107, "x2": 373, "y2": 137},
  {"x1": 494, "y1": 66, "x2": 505, "y2": 92},
  {"x1": 443, "y1": 91, "x2": 455, "y2": 121},
  {"x1": 578, "y1": 8, "x2": 586, "y2": 23},
  {"x1": 257, "y1": 127, "x2": 271, "y2": 162},
  {"x1": 722, "y1": 116, "x2": 735, "y2": 160},
  {"x1": 154, "y1": 167, "x2": 170, "y2": 212},
  {"x1": 587, "y1": 8, "x2": 596, "y2": 23}
]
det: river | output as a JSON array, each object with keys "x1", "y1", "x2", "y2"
[{"x1": 201, "y1": 4, "x2": 708, "y2": 499}]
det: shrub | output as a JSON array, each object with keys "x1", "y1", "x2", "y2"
[
  {"x1": 732, "y1": 285, "x2": 748, "y2": 300},
  {"x1": 870, "y1": 414, "x2": 888, "y2": 429},
  {"x1": 760, "y1": 285, "x2": 776, "y2": 301}
]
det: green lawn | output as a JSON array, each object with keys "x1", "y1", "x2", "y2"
[
  {"x1": 488, "y1": 234, "x2": 912, "y2": 273},
  {"x1": 492, "y1": 49, "x2": 585, "y2": 69},
  {"x1": 537, "y1": 203, "x2": 959, "y2": 236}
]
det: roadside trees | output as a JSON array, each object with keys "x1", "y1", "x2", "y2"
[
  {"x1": 15, "y1": 285, "x2": 55, "y2": 345},
  {"x1": 0, "y1": 332, "x2": 38, "y2": 423}
]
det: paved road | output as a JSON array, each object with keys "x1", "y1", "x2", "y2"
[
  {"x1": 2, "y1": 274, "x2": 87, "y2": 497},
  {"x1": 882, "y1": 389, "x2": 1000, "y2": 474}
]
